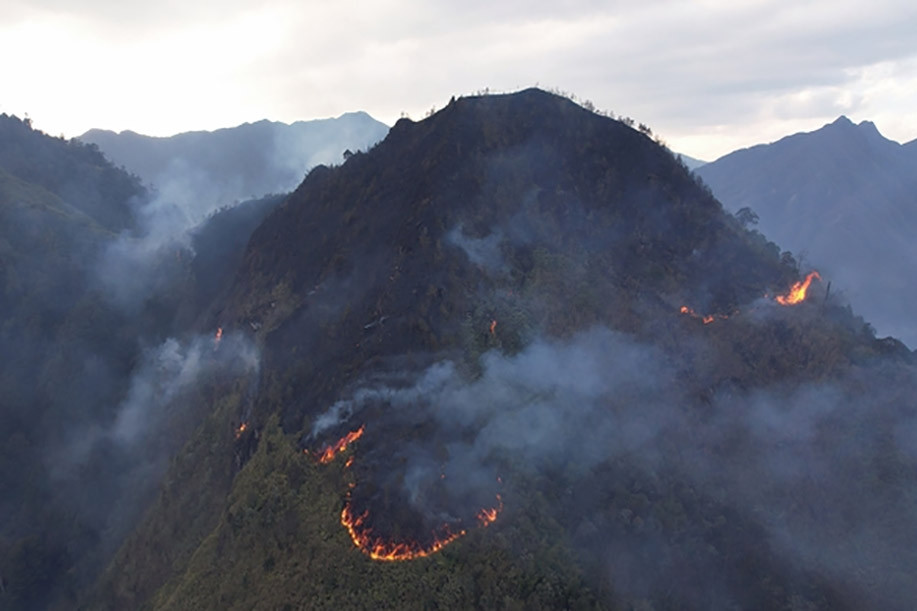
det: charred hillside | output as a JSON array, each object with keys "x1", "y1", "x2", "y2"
[
  {"x1": 223, "y1": 88, "x2": 801, "y2": 432},
  {"x1": 94, "y1": 90, "x2": 916, "y2": 611}
]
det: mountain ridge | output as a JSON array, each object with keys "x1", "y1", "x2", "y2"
[
  {"x1": 79, "y1": 111, "x2": 390, "y2": 216},
  {"x1": 697, "y1": 114, "x2": 917, "y2": 346}
]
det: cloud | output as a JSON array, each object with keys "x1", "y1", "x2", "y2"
[{"x1": 3, "y1": 0, "x2": 916, "y2": 158}]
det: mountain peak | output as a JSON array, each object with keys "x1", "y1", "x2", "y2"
[
  {"x1": 856, "y1": 118, "x2": 883, "y2": 139},
  {"x1": 830, "y1": 115, "x2": 855, "y2": 128}
]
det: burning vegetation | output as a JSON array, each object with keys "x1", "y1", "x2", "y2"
[
  {"x1": 776, "y1": 271, "x2": 821, "y2": 305},
  {"x1": 311, "y1": 424, "x2": 504, "y2": 561},
  {"x1": 476, "y1": 494, "x2": 503, "y2": 527},
  {"x1": 314, "y1": 425, "x2": 365, "y2": 464},
  {"x1": 680, "y1": 305, "x2": 718, "y2": 325},
  {"x1": 234, "y1": 422, "x2": 248, "y2": 439},
  {"x1": 681, "y1": 270, "x2": 822, "y2": 323},
  {"x1": 340, "y1": 504, "x2": 467, "y2": 562}
]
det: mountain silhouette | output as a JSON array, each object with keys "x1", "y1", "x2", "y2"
[
  {"x1": 80, "y1": 112, "x2": 389, "y2": 216},
  {"x1": 697, "y1": 116, "x2": 917, "y2": 346}
]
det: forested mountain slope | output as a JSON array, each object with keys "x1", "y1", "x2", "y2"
[{"x1": 90, "y1": 90, "x2": 917, "y2": 610}]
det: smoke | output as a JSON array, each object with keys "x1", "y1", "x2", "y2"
[
  {"x1": 446, "y1": 224, "x2": 506, "y2": 272},
  {"x1": 111, "y1": 331, "x2": 259, "y2": 445},
  {"x1": 38, "y1": 330, "x2": 260, "y2": 587},
  {"x1": 58, "y1": 330, "x2": 259, "y2": 474},
  {"x1": 93, "y1": 164, "x2": 225, "y2": 308},
  {"x1": 311, "y1": 326, "x2": 917, "y2": 608}
]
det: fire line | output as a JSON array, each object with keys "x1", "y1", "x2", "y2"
[
  {"x1": 317, "y1": 425, "x2": 365, "y2": 464},
  {"x1": 311, "y1": 424, "x2": 504, "y2": 561}
]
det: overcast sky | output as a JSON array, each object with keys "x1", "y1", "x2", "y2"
[{"x1": 2, "y1": 0, "x2": 916, "y2": 160}]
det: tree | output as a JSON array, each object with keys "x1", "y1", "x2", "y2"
[{"x1": 735, "y1": 206, "x2": 759, "y2": 227}]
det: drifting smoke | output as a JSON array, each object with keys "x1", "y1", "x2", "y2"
[
  {"x1": 110, "y1": 331, "x2": 259, "y2": 445},
  {"x1": 60, "y1": 330, "x2": 259, "y2": 470},
  {"x1": 446, "y1": 224, "x2": 506, "y2": 272},
  {"x1": 312, "y1": 326, "x2": 917, "y2": 608},
  {"x1": 94, "y1": 176, "x2": 208, "y2": 308}
]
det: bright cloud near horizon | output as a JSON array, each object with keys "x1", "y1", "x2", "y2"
[{"x1": 2, "y1": 0, "x2": 916, "y2": 160}]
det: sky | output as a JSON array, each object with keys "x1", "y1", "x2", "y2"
[{"x1": 2, "y1": 0, "x2": 916, "y2": 160}]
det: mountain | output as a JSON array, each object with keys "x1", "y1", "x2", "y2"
[
  {"x1": 696, "y1": 116, "x2": 917, "y2": 347},
  {"x1": 87, "y1": 90, "x2": 917, "y2": 611},
  {"x1": 0, "y1": 115, "x2": 275, "y2": 611},
  {"x1": 0, "y1": 114, "x2": 141, "y2": 232},
  {"x1": 79, "y1": 112, "x2": 390, "y2": 215},
  {"x1": 676, "y1": 152, "x2": 707, "y2": 170}
]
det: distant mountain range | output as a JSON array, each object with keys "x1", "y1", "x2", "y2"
[
  {"x1": 697, "y1": 116, "x2": 917, "y2": 347},
  {"x1": 676, "y1": 153, "x2": 707, "y2": 170},
  {"x1": 80, "y1": 112, "x2": 389, "y2": 217}
]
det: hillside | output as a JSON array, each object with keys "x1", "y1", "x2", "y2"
[
  {"x1": 80, "y1": 112, "x2": 390, "y2": 216},
  {"x1": 696, "y1": 116, "x2": 917, "y2": 347},
  {"x1": 89, "y1": 90, "x2": 917, "y2": 610},
  {"x1": 0, "y1": 114, "x2": 141, "y2": 232},
  {"x1": 0, "y1": 116, "x2": 275, "y2": 611}
]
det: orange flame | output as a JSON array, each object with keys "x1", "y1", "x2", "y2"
[
  {"x1": 318, "y1": 425, "x2": 365, "y2": 464},
  {"x1": 341, "y1": 503, "x2": 467, "y2": 561},
  {"x1": 776, "y1": 271, "x2": 821, "y2": 306},
  {"x1": 214, "y1": 327, "x2": 223, "y2": 348},
  {"x1": 489, "y1": 319, "x2": 497, "y2": 335},
  {"x1": 316, "y1": 425, "x2": 503, "y2": 561},
  {"x1": 680, "y1": 305, "x2": 718, "y2": 324},
  {"x1": 476, "y1": 494, "x2": 503, "y2": 527},
  {"x1": 234, "y1": 422, "x2": 248, "y2": 439}
]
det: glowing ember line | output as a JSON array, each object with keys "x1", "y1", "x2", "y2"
[
  {"x1": 318, "y1": 425, "x2": 365, "y2": 464},
  {"x1": 214, "y1": 327, "x2": 223, "y2": 349},
  {"x1": 316, "y1": 425, "x2": 503, "y2": 561},
  {"x1": 776, "y1": 271, "x2": 821, "y2": 306},
  {"x1": 341, "y1": 503, "x2": 467, "y2": 561},
  {"x1": 489, "y1": 319, "x2": 497, "y2": 335},
  {"x1": 680, "y1": 305, "x2": 723, "y2": 324}
]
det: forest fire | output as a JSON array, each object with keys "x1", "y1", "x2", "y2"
[
  {"x1": 680, "y1": 305, "x2": 714, "y2": 324},
  {"x1": 490, "y1": 319, "x2": 497, "y2": 335},
  {"x1": 776, "y1": 271, "x2": 821, "y2": 305},
  {"x1": 476, "y1": 494, "x2": 503, "y2": 527},
  {"x1": 340, "y1": 503, "x2": 467, "y2": 561},
  {"x1": 214, "y1": 326, "x2": 223, "y2": 348},
  {"x1": 317, "y1": 425, "x2": 365, "y2": 464},
  {"x1": 234, "y1": 422, "x2": 248, "y2": 439},
  {"x1": 679, "y1": 305, "x2": 730, "y2": 324},
  {"x1": 312, "y1": 424, "x2": 503, "y2": 561}
]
